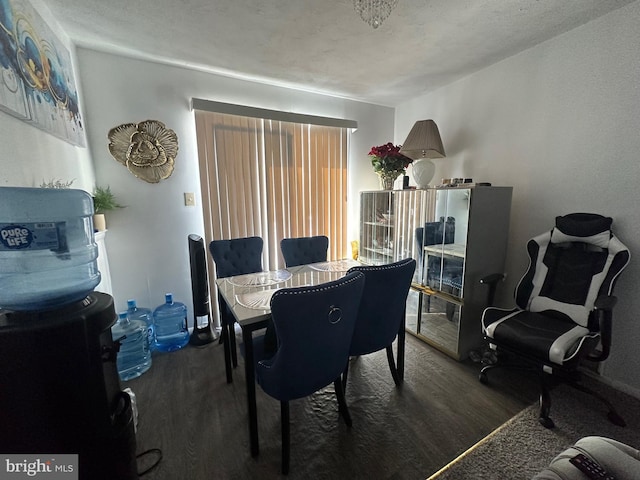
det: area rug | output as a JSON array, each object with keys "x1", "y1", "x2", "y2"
[{"x1": 429, "y1": 377, "x2": 640, "y2": 479}]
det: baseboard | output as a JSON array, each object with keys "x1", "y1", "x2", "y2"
[{"x1": 582, "y1": 368, "x2": 640, "y2": 400}]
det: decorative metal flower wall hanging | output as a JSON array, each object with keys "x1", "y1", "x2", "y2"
[{"x1": 107, "y1": 120, "x2": 179, "y2": 183}]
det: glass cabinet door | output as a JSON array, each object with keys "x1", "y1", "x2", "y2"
[
  {"x1": 392, "y1": 189, "x2": 430, "y2": 266},
  {"x1": 360, "y1": 190, "x2": 433, "y2": 269},
  {"x1": 415, "y1": 188, "x2": 471, "y2": 357},
  {"x1": 359, "y1": 192, "x2": 394, "y2": 265},
  {"x1": 418, "y1": 295, "x2": 462, "y2": 354},
  {"x1": 424, "y1": 188, "x2": 470, "y2": 299}
]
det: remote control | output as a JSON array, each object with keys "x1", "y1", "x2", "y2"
[{"x1": 569, "y1": 453, "x2": 616, "y2": 480}]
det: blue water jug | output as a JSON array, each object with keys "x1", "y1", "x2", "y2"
[
  {"x1": 0, "y1": 187, "x2": 100, "y2": 311},
  {"x1": 152, "y1": 293, "x2": 189, "y2": 352},
  {"x1": 127, "y1": 299, "x2": 155, "y2": 351},
  {"x1": 111, "y1": 311, "x2": 152, "y2": 381}
]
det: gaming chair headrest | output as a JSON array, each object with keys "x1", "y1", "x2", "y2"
[{"x1": 551, "y1": 213, "x2": 612, "y2": 248}]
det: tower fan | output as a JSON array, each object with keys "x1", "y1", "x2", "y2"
[{"x1": 188, "y1": 234, "x2": 218, "y2": 345}]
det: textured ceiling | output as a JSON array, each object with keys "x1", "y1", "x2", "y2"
[{"x1": 44, "y1": 0, "x2": 634, "y2": 106}]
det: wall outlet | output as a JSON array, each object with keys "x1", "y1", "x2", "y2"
[{"x1": 184, "y1": 192, "x2": 196, "y2": 206}]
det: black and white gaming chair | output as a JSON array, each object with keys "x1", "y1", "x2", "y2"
[{"x1": 479, "y1": 213, "x2": 630, "y2": 428}]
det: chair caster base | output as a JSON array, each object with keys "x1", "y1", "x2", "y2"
[
  {"x1": 539, "y1": 416, "x2": 555, "y2": 429},
  {"x1": 608, "y1": 411, "x2": 626, "y2": 427},
  {"x1": 479, "y1": 371, "x2": 488, "y2": 384}
]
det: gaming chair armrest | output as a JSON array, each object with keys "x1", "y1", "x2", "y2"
[
  {"x1": 588, "y1": 295, "x2": 617, "y2": 362},
  {"x1": 480, "y1": 273, "x2": 506, "y2": 306},
  {"x1": 594, "y1": 295, "x2": 617, "y2": 311}
]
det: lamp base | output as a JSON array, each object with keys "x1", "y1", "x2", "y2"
[{"x1": 411, "y1": 158, "x2": 436, "y2": 188}]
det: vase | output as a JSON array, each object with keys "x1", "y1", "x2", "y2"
[
  {"x1": 411, "y1": 158, "x2": 436, "y2": 189},
  {"x1": 378, "y1": 172, "x2": 399, "y2": 190}
]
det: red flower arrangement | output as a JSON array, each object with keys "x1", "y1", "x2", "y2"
[{"x1": 369, "y1": 142, "x2": 413, "y2": 178}]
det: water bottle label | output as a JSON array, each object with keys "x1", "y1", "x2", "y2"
[{"x1": 0, "y1": 222, "x2": 61, "y2": 251}]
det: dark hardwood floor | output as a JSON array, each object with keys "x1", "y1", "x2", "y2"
[{"x1": 127, "y1": 332, "x2": 538, "y2": 479}]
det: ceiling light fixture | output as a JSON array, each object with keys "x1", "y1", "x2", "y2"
[{"x1": 353, "y1": 0, "x2": 399, "y2": 29}]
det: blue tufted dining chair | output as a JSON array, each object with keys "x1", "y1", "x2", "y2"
[
  {"x1": 280, "y1": 235, "x2": 329, "y2": 267},
  {"x1": 343, "y1": 258, "x2": 416, "y2": 389},
  {"x1": 256, "y1": 271, "x2": 365, "y2": 474},
  {"x1": 209, "y1": 236, "x2": 263, "y2": 383}
]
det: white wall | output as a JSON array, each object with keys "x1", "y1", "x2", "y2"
[
  {"x1": 0, "y1": 0, "x2": 95, "y2": 192},
  {"x1": 395, "y1": 1, "x2": 640, "y2": 392},
  {"x1": 75, "y1": 48, "x2": 394, "y2": 315}
]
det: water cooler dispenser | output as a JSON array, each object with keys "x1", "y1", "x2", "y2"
[
  {"x1": 0, "y1": 293, "x2": 139, "y2": 480},
  {"x1": 0, "y1": 187, "x2": 138, "y2": 479}
]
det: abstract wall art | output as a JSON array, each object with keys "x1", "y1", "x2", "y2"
[{"x1": 0, "y1": 0, "x2": 85, "y2": 146}]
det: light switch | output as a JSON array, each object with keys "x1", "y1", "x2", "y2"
[{"x1": 184, "y1": 192, "x2": 196, "y2": 206}]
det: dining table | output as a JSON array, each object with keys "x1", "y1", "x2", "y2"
[{"x1": 215, "y1": 258, "x2": 361, "y2": 457}]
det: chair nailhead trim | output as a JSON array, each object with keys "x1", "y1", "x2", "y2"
[
  {"x1": 272, "y1": 272, "x2": 363, "y2": 298},
  {"x1": 349, "y1": 257, "x2": 414, "y2": 273}
]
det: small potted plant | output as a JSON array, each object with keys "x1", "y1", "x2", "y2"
[
  {"x1": 40, "y1": 178, "x2": 75, "y2": 189},
  {"x1": 92, "y1": 186, "x2": 123, "y2": 231}
]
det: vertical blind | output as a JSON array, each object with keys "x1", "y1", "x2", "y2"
[{"x1": 194, "y1": 110, "x2": 349, "y2": 273}]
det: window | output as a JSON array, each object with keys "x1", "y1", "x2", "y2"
[{"x1": 194, "y1": 109, "x2": 350, "y2": 271}]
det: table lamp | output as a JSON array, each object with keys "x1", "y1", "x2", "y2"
[{"x1": 400, "y1": 120, "x2": 446, "y2": 188}]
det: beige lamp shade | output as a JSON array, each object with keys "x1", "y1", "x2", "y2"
[{"x1": 399, "y1": 120, "x2": 446, "y2": 159}]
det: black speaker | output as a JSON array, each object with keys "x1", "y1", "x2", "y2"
[{"x1": 188, "y1": 234, "x2": 217, "y2": 346}]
